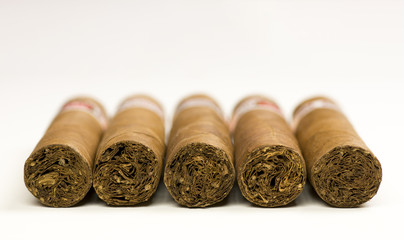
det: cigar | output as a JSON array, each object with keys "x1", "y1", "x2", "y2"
[
  {"x1": 164, "y1": 94, "x2": 235, "y2": 207},
  {"x1": 93, "y1": 95, "x2": 165, "y2": 206},
  {"x1": 231, "y1": 96, "x2": 306, "y2": 207},
  {"x1": 293, "y1": 97, "x2": 382, "y2": 207},
  {"x1": 24, "y1": 97, "x2": 107, "y2": 207}
]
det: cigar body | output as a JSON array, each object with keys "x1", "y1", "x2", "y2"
[
  {"x1": 24, "y1": 97, "x2": 107, "y2": 207},
  {"x1": 164, "y1": 95, "x2": 235, "y2": 207},
  {"x1": 93, "y1": 95, "x2": 165, "y2": 205},
  {"x1": 293, "y1": 97, "x2": 382, "y2": 207},
  {"x1": 232, "y1": 96, "x2": 306, "y2": 207}
]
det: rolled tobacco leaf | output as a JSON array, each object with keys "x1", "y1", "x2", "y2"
[
  {"x1": 164, "y1": 94, "x2": 235, "y2": 207},
  {"x1": 231, "y1": 95, "x2": 306, "y2": 207},
  {"x1": 93, "y1": 95, "x2": 165, "y2": 205},
  {"x1": 24, "y1": 97, "x2": 107, "y2": 207},
  {"x1": 293, "y1": 96, "x2": 382, "y2": 207}
]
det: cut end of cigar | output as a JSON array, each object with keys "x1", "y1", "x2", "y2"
[
  {"x1": 24, "y1": 145, "x2": 92, "y2": 207},
  {"x1": 311, "y1": 146, "x2": 382, "y2": 207},
  {"x1": 164, "y1": 143, "x2": 235, "y2": 207},
  {"x1": 93, "y1": 141, "x2": 161, "y2": 206},
  {"x1": 238, "y1": 145, "x2": 306, "y2": 207}
]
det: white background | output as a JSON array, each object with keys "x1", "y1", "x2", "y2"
[{"x1": 1, "y1": 0, "x2": 403, "y2": 239}]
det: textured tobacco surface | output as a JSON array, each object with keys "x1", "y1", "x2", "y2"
[
  {"x1": 233, "y1": 96, "x2": 306, "y2": 207},
  {"x1": 239, "y1": 146, "x2": 305, "y2": 207},
  {"x1": 24, "y1": 97, "x2": 105, "y2": 207},
  {"x1": 94, "y1": 142, "x2": 161, "y2": 205},
  {"x1": 294, "y1": 97, "x2": 382, "y2": 207},
  {"x1": 25, "y1": 145, "x2": 92, "y2": 207},
  {"x1": 93, "y1": 95, "x2": 165, "y2": 206},
  {"x1": 164, "y1": 95, "x2": 235, "y2": 207},
  {"x1": 311, "y1": 146, "x2": 382, "y2": 207},
  {"x1": 165, "y1": 143, "x2": 234, "y2": 207}
]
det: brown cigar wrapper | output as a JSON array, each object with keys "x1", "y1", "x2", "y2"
[
  {"x1": 24, "y1": 97, "x2": 106, "y2": 207},
  {"x1": 232, "y1": 96, "x2": 306, "y2": 207},
  {"x1": 93, "y1": 95, "x2": 165, "y2": 206},
  {"x1": 294, "y1": 97, "x2": 382, "y2": 207},
  {"x1": 164, "y1": 94, "x2": 235, "y2": 207}
]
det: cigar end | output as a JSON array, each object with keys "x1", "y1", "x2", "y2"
[
  {"x1": 164, "y1": 143, "x2": 235, "y2": 207},
  {"x1": 24, "y1": 145, "x2": 92, "y2": 207},
  {"x1": 93, "y1": 141, "x2": 161, "y2": 206},
  {"x1": 238, "y1": 145, "x2": 306, "y2": 207},
  {"x1": 311, "y1": 146, "x2": 382, "y2": 207}
]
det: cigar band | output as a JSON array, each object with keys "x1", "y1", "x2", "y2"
[
  {"x1": 176, "y1": 97, "x2": 224, "y2": 118},
  {"x1": 229, "y1": 97, "x2": 283, "y2": 133},
  {"x1": 118, "y1": 97, "x2": 164, "y2": 120},
  {"x1": 292, "y1": 98, "x2": 340, "y2": 131},
  {"x1": 61, "y1": 100, "x2": 108, "y2": 130}
]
